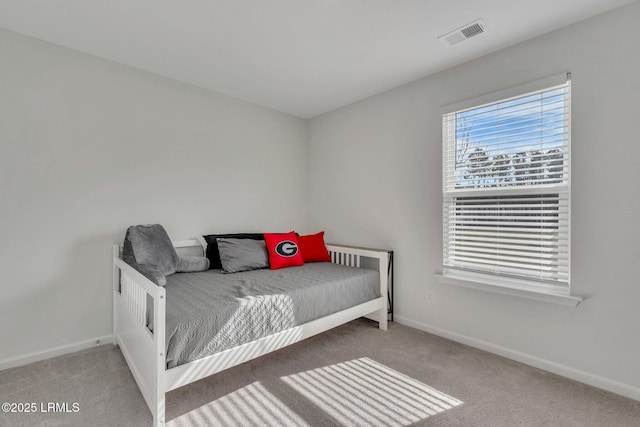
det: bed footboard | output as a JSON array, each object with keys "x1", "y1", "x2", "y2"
[
  {"x1": 113, "y1": 246, "x2": 166, "y2": 427},
  {"x1": 327, "y1": 244, "x2": 389, "y2": 331}
]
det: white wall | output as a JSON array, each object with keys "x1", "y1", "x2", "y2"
[
  {"x1": 308, "y1": 2, "x2": 640, "y2": 398},
  {"x1": 0, "y1": 29, "x2": 309, "y2": 364}
]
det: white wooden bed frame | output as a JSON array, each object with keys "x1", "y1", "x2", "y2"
[{"x1": 112, "y1": 240, "x2": 389, "y2": 427}]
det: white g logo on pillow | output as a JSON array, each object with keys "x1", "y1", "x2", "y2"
[{"x1": 276, "y1": 241, "x2": 298, "y2": 257}]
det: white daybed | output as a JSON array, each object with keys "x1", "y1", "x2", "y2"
[{"x1": 112, "y1": 240, "x2": 389, "y2": 426}]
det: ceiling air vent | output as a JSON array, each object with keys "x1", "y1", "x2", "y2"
[{"x1": 438, "y1": 19, "x2": 488, "y2": 47}]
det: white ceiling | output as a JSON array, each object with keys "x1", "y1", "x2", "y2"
[{"x1": 0, "y1": 0, "x2": 635, "y2": 118}]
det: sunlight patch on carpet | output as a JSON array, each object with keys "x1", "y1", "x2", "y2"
[
  {"x1": 167, "y1": 381, "x2": 310, "y2": 427},
  {"x1": 281, "y1": 357, "x2": 463, "y2": 426}
]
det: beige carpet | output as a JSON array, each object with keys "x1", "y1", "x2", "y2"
[{"x1": 1, "y1": 319, "x2": 639, "y2": 426}]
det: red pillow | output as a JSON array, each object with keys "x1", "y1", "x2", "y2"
[
  {"x1": 263, "y1": 231, "x2": 304, "y2": 270},
  {"x1": 298, "y1": 231, "x2": 331, "y2": 262}
]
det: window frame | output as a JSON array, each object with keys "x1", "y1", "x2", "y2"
[{"x1": 437, "y1": 73, "x2": 581, "y2": 306}]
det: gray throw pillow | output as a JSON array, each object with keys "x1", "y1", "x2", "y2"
[
  {"x1": 123, "y1": 224, "x2": 210, "y2": 285},
  {"x1": 177, "y1": 255, "x2": 210, "y2": 272},
  {"x1": 123, "y1": 224, "x2": 178, "y2": 286},
  {"x1": 217, "y1": 238, "x2": 269, "y2": 273}
]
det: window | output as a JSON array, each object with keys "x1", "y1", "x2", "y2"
[{"x1": 442, "y1": 74, "x2": 571, "y2": 294}]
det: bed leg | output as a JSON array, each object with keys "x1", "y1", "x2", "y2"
[
  {"x1": 154, "y1": 288, "x2": 166, "y2": 427},
  {"x1": 378, "y1": 251, "x2": 389, "y2": 331},
  {"x1": 378, "y1": 309, "x2": 388, "y2": 331},
  {"x1": 112, "y1": 244, "x2": 120, "y2": 345},
  {"x1": 153, "y1": 399, "x2": 165, "y2": 427}
]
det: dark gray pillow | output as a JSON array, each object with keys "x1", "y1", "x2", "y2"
[
  {"x1": 203, "y1": 233, "x2": 265, "y2": 269},
  {"x1": 217, "y1": 238, "x2": 269, "y2": 273}
]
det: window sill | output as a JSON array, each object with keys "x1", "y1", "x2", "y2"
[{"x1": 435, "y1": 271, "x2": 582, "y2": 307}]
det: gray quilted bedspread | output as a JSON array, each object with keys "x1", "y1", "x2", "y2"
[{"x1": 162, "y1": 263, "x2": 380, "y2": 368}]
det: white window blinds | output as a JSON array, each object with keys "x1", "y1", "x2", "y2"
[{"x1": 442, "y1": 76, "x2": 570, "y2": 287}]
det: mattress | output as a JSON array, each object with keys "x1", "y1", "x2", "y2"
[{"x1": 162, "y1": 263, "x2": 380, "y2": 368}]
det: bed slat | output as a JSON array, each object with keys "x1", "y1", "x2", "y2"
[
  {"x1": 122, "y1": 272, "x2": 147, "y2": 327},
  {"x1": 331, "y1": 251, "x2": 362, "y2": 268}
]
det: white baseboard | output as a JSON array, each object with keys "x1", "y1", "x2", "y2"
[
  {"x1": 394, "y1": 315, "x2": 640, "y2": 402},
  {"x1": 0, "y1": 334, "x2": 114, "y2": 371}
]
